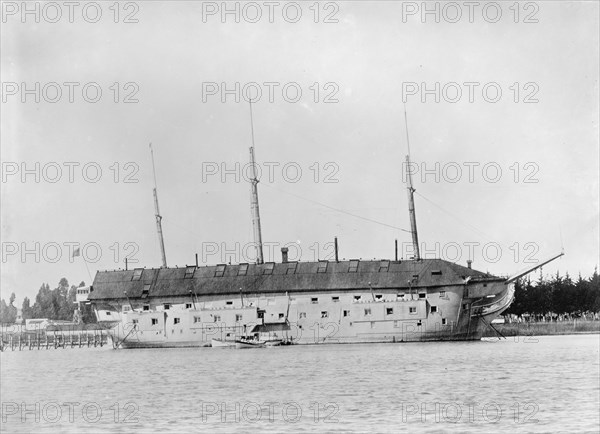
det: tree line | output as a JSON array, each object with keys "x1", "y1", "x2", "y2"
[
  {"x1": 506, "y1": 268, "x2": 600, "y2": 318},
  {"x1": 0, "y1": 278, "x2": 95, "y2": 324},
  {"x1": 1, "y1": 269, "x2": 599, "y2": 324}
]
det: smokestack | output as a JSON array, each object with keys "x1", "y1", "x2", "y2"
[
  {"x1": 195, "y1": 253, "x2": 198, "y2": 268},
  {"x1": 334, "y1": 237, "x2": 339, "y2": 262},
  {"x1": 467, "y1": 260, "x2": 472, "y2": 269},
  {"x1": 395, "y1": 239, "x2": 398, "y2": 261},
  {"x1": 281, "y1": 247, "x2": 289, "y2": 263}
]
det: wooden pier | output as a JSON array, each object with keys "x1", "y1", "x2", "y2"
[{"x1": 0, "y1": 330, "x2": 110, "y2": 352}]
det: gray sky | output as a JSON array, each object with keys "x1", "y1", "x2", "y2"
[{"x1": 2, "y1": 1, "x2": 599, "y2": 303}]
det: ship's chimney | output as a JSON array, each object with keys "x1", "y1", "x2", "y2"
[
  {"x1": 467, "y1": 260, "x2": 472, "y2": 269},
  {"x1": 281, "y1": 247, "x2": 289, "y2": 263},
  {"x1": 395, "y1": 239, "x2": 398, "y2": 261},
  {"x1": 334, "y1": 237, "x2": 339, "y2": 262}
]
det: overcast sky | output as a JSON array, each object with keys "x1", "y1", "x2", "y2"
[{"x1": 2, "y1": 1, "x2": 598, "y2": 304}]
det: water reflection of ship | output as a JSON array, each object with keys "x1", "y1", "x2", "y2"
[{"x1": 88, "y1": 106, "x2": 563, "y2": 349}]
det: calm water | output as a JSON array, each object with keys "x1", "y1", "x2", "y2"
[{"x1": 1, "y1": 335, "x2": 598, "y2": 433}]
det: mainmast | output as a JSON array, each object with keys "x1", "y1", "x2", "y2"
[
  {"x1": 150, "y1": 143, "x2": 168, "y2": 268},
  {"x1": 404, "y1": 107, "x2": 420, "y2": 260},
  {"x1": 248, "y1": 100, "x2": 264, "y2": 264}
]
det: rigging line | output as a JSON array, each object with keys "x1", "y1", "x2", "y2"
[
  {"x1": 149, "y1": 143, "x2": 158, "y2": 190},
  {"x1": 414, "y1": 191, "x2": 519, "y2": 251},
  {"x1": 414, "y1": 191, "x2": 490, "y2": 239},
  {"x1": 81, "y1": 256, "x2": 93, "y2": 283},
  {"x1": 403, "y1": 102, "x2": 411, "y2": 157},
  {"x1": 161, "y1": 218, "x2": 204, "y2": 241},
  {"x1": 249, "y1": 98, "x2": 256, "y2": 149},
  {"x1": 260, "y1": 182, "x2": 412, "y2": 233}
]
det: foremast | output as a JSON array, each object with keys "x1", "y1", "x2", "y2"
[
  {"x1": 248, "y1": 100, "x2": 264, "y2": 264},
  {"x1": 404, "y1": 108, "x2": 420, "y2": 260},
  {"x1": 150, "y1": 143, "x2": 168, "y2": 268}
]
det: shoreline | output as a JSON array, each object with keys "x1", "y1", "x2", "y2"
[{"x1": 482, "y1": 320, "x2": 600, "y2": 337}]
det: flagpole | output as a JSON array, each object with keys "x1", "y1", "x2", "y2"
[
  {"x1": 73, "y1": 247, "x2": 93, "y2": 283},
  {"x1": 82, "y1": 257, "x2": 93, "y2": 282}
]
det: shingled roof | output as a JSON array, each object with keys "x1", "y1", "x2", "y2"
[{"x1": 89, "y1": 259, "x2": 500, "y2": 301}]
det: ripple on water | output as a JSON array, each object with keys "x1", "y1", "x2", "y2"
[{"x1": 0, "y1": 335, "x2": 598, "y2": 433}]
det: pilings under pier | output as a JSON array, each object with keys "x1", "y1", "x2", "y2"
[{"x1": 0, "y1": 330, "x2": 109, "y2": 352}]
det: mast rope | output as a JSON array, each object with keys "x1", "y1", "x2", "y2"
[{"x1": 261, "y1": 183, "x2": 412, "y2": 233}]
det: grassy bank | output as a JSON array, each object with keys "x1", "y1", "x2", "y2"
[{"x1": 483, "y1": 320, "x2": 600, "y2": 337}]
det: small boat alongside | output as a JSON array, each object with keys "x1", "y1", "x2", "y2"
[
  {"x1": 235, "y1": 338, "x2": 264, "y2": 349},
  {"x1": 211, "y1": 337, "x2": 265, "y2": 349},
  {"x1": 211, "y1": 338, "x2": 236, "y2": 348},
  {"x1": 250, "y1": 322, "x2": 291, "y2": 347}
]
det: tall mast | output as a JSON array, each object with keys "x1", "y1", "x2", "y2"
[
  {"x1": 150, "y1": 143, "x2": 168, "y2": 268},
  {"x1": 404, "y1": 107, "x2": 420, "y2": 260},
  {"x1": 248, "y1": 100, "x2": 264, "y2": 264}
]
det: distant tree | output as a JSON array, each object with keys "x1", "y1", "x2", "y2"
[
  {"x1": 32, "y1": 283, "x2": 52, "y2": 318},
  {"x1": 507, "y1": 268, "x2": 600, "y2": 318},
  {"x1": 21, "y1": 297, "x2": 34, "y2": 320},
  {"x1": 0, "y1": 294, "x2": 18, "y2": 324},
  {"x1": 590, "y1": 268, "x2": 600, "y2": 312},
  {"x1": 0, "y1": 299, "x2": 8, "y2": 324},
  {"x1": 30, "y1": 280, "x2": 76, "y2": 320},
  {"x1": 28, "y1": 279, "x2": 96, "y2": 323},
  {"x1": 506, "y1": 278, "x2": 527, "y2": 316}
]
